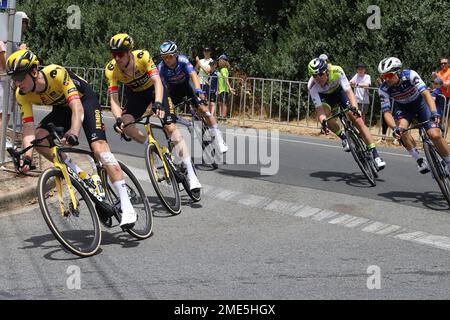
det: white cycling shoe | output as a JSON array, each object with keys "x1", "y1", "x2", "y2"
[
  {"x1": 188, "y1": 174, "x2": 202, "y2": 191},
  {"x1": 374, "y1": 157, "x2": 386, "y2": 171},
  {"x1": 120, "y1": 209, "x2": 137, "y2": 228},
  {"x1": 216, "y1": 139, "x2": 229, "y2": 154},
  {"x1": 417, "y1": 158, "x2": 430, "y2": 174}
]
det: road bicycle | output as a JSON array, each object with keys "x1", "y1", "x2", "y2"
[
  {"x1": 325, "y1": 105, "x2": 378, "y2": 186},
  {"x1": 119, "y1": 112, "x2": 201, "y2": 216},
  {"x1": 7, "y1": 123, "x2": 153, "y2": 257},
  {"x1": 174, "y1": 97, "x2": 219, "y2": 170},
  {"x1": 402, "y1": 120, "x2": 450, "y2": 205}
]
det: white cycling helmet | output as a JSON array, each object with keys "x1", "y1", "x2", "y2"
[{"x1": 378, "y1": 57, "x2": 402, "y2": 74}]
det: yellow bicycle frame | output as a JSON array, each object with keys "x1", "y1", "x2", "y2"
[
  {"x1": 50, "y1": 145, "x2": 78, "y2": 216},
  {"x1": 143, "y1": 121, "x2": 171, "y2": 178}
]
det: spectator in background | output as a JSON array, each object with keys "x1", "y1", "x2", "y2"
[
  {"x1": 217, "y1": 54, "x2": 236, "y2": 118},
  {"x1": 431, "y1": 77, "x2": 447, "y2": 117},
  {"x1": 350, "y1": 63, "x2": 371, "y2": 125},
  {"x1": 207, "y1": 60, "x2": 219, "y2": 116},
  {"x1": 13, "y1": 12, "x2": 30, "y2": 51},
  {"x1": 195, "y1": 47, "x2": 213, "y2": 99},
  {"x1": 437, "y1": 57, "x2": 450, "y2": 100}
]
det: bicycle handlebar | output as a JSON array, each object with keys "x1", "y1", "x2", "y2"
[{"x1": 6, "y1": 122, "x2": 65, "y2": 172}]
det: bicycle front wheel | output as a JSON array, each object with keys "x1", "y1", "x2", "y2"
[
  {"x1": 102, "y1": 161, "x2": 153, "y2": 239},
  {"x1": 145, "y1": 143, "x2": 181, "y2": 215},
  {"x1": 424, "y1": 142, "x2": 450, "y2": 205},
  {"x1": 37, "y1": 167, "x2": 101, "y2": 257},
  {"x1": 346, "y1": 129, "x2": 376, "y2": 186}
]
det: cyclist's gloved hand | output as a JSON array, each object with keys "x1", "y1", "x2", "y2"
[
  {"x1": 154, "y1": 101, "x2": 165, "y2": 119},
  {"x1": 321, "y1": 119, "x2": 330, "y2": 134},
  {"x1": 113, "y1": 117, "x2": 124, "y2": 133},
  {"x1": 392, "y1": 126, "x2": 404, "y2": 139},
  {"x1": 19, "y1": 155, "x2": 33, "y2": 173},
  {"x1": 64, "y1": 133, "x2": 79, "y2": 146},
  {"x1": 431, "y1": 111, "x2": 441, "y2": 123}
]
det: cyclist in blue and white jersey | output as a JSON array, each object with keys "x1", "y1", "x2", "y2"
[
  {"x1": 307, "y1": 57, "x2": 386, "y2": 170},
  {"x1": 157, "y1": 41, "x2": 228, "y2": 155},
  {"x1": 378, "y1": 57, "x2": 450, "y2": 174}
]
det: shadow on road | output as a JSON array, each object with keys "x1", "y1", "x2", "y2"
[
  {"x1": 20, "y1": 229, "x2": 148, "y2": 260},
  {"x1": 215, "y1": 167, "x2": 263, "y2": 179},
  {"x1": 309, "y1": 171, "x2": 383, "y2": 188},
  {"x1": 378, "y1": 190, "x2": 450, "y2": 211}
]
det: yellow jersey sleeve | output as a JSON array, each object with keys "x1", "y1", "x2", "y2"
[
  {"x1": 137, "y1": 50, "x2": 158, "y2": 77},
  {"x1": 16, "y1": 88, "x2": 34, "y2": 124},
  {"x1": 105, "y1": 60, "x2": 119, "y2": 94},
  {"x1": 49, "y1": 66, "x2": 81, "y2": 104}
]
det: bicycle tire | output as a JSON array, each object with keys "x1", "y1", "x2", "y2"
[
  {"x1": 102, "y1": 161, "x2": 153, "y2": 239},
  {"x1": 145, "y1": 143, "x2": 181, "y2": 215},
  {"x1": 346, "y1": 129, "x2": 376, "y2": 186},
  {"x1": 192, "y1": 114, "x2": 218, "y2": 170},
  {"x1": 37, "y1": 167, "x2": 101, "y2": 257},
  {"x1": 423, "y1": 142, "x2": 450, "y2": 205}
]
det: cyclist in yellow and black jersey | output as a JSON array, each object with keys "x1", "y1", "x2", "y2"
[
  {"x1": 105, "y1": 33, "x2": 201, "y2": 191},
  {"x1": 6, "y1": 49, "x2": 138, "y2": 227}
]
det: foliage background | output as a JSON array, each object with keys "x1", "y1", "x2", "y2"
[{"x1": 13, "y1": 0, "x2": 450, "y2": 82}]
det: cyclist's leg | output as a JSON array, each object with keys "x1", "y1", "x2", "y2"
[
  {"x1": 81, "y1": 88, "x2": 137, "y2": 225},
  {"x1": 121, "y1": 86, "x2": 152, "y2": 144},
  {"x1": 36, "y1": 107, "x2": 72, "y2": 162},
  {"x1": 189, "y1": 87, "x2": 228, "y2": 153},
  {"x1": 419, "y1": 100, "x2": 450, "y2": 164}
]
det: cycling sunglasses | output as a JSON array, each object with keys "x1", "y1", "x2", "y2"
[
  {"x1": 11, "y1": 72, "x2": 28, "y2": 82},
  {"x1": 111, "y1": 51, "x2": 127, "y2": 58},
  {"x1": 313, "y1": 72, "x2": 326, "y2": 78},
  {"x1": 381, "y1": 72, "x2": 397, "y2": 80}
]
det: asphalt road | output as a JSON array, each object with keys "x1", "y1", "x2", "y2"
[{"x1": 1, "y1": 107, "x2": 449, "y2": 300}]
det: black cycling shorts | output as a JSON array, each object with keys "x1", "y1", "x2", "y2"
[
  {"x1": 121, "y1": 85, "x2": 177, "y2": 125},
  {"x1": 38, "y1": 72, "x2": 107, "y2": 144}
]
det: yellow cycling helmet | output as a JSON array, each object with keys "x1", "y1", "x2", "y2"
[
  {"x1": 109, "y1": 33, "x2": 134, "y2": 52},
  {"x1": 6, "y1": 49, "x2": 40, "y2": 75}
]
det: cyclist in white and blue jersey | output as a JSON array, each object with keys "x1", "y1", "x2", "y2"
[
  {"x1": 157, "y1": 41, "x2": 228, "y2": 155},
  {"x1": 378, "y1": 57, "x2": 450, "y2": 174}
]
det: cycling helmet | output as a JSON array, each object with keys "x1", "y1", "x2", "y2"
[
  {"x1": 6, "y1": 49, "x2": 39, "y2": 75},
  {"x1": 308, "y1": 58, "x2": 328, "y2": 76},
  {"x1": 109, "y1": 33, "x2": 134, "y2": 52},
  {"x1": 378, "y1": 57, "x2": 402, "y2": 74},
  {"x1": 159, "y1": 40, "x2": 178, "y2": 55}
]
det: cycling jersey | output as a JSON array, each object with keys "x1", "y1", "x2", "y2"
[
  {"x1": 157, "y1": 54, "x2": 196, "y2": 87},
  {"x1": 308, "y1": 65, "x2": 351, "y2": 108},
  {"x1": 105, "y1": 50, "x2": 159, "y2": 93},
  {"x1": 378, "y1": 70, "x2": 427, "y2": 113},
  {"x1": 16, "y1": 65, "x2": 82, "y2": 124}
]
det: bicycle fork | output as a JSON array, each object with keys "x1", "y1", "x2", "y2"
[{"x1": 51, "y1": 147, "x2": 79, "y2": 217}]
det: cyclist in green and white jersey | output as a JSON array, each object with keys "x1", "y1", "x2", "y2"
[{"x1": 307, "y1": 57, "x2": 386, "y2": 170}]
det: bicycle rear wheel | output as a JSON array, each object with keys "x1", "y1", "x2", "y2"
[
  {"x1": 192, "y1": 115, "x2": 219, "y2": 170},
  {"x1": 423, "y1": 142, "x2": 450, "y2": 205},
  {"x1": 102, "y1": 161, "x2": 153, "y2": 239},
  {"x1": 37, "y1": 167, "x2": 101, "y2": 257},
  {"x1": 346, "y1": 129, "x2": 376, "y2": 186},
  {"x1": 145, "y1": 143, "x2": 181, "y2": 215}
]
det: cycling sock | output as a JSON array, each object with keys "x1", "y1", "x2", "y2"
[
  {"x1": 209, "y1": 125, "x2": 224, "y2": 142},
  {"x1": 369, "y1": 147, "x2": 380, "y2": 158},
  {"x1": 143, "y1": 135, "x2": 149, "y2": 146},
  {"x1": 408, "y1": 148, "x2": 421, "y2": 161},
  {"x1": 64, "y1": 157, "x2": 84, "y2": 175},
  {"x1": 182, "y1": 157, "x2": 195, "y2": 177},
  {"x1": 112, "y1": 180, "x2": 134, "y2": 214}
]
